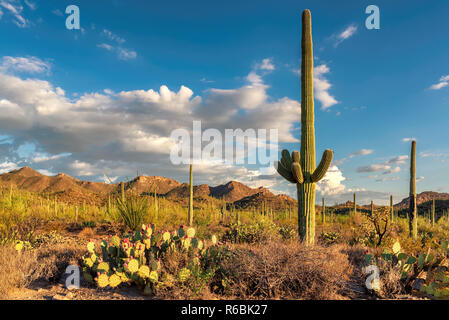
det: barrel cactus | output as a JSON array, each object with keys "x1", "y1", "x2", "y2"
[{"x1": 275, "y1": 9, "x2": 333, "y2": 245}]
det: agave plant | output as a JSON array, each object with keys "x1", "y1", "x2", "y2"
[{"x1": 116, "y1": 193, "x2": 149, "y2": 231}]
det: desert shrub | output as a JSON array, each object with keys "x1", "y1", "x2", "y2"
[
  {"x1": 319, "y1": 231, "x2": 340, "y2": 245},
  {"x1": 221, "y1": 242, "x2": 352, "y2": 299},
  {"x1": 222, "y1": 220, "x2": 279, "y2": 244},
  {"x1": 0, "y1": 241, "x2": 84, "y2": 298},
  {"x1": 116, "y1": 195, "x2": 149, "y2": 231},
  {"x1": 279, "y1": 225, "x2": 296, "y2": 240}
]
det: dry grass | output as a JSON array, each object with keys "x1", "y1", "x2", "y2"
[
  {"x1": 0, "y1": 242, "x2": 84, "y2": 298},
  {"x1": 222, "y1": 241, "x2": 353, "y2": 299}
]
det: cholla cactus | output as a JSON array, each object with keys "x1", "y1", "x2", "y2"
[{"x1": 275, "y1": 10, "x2": 333, "y2": 245}]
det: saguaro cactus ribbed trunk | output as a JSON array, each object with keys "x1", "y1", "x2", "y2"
[
  {"x1": 371, "y1": 201, "x2": 374, "y2": 215},
  {"x1": 275, "y1": 10, "x2": 333, "y2": 245},
  {"x1": 409, "y1": 140, "x2": 418, "y2": 239},
  {"x1": 188, "y1": 164, "x2": 193, "y2": 226},
  {"x1": 353, "y1": 193, "x2": 357, "y2": 217}
]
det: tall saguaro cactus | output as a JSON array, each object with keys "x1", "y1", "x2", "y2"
[
  {"x1": 353, "y1": 193, "x2": 357, "y2": 217},
  {"x1": 275, "y1": 10, "x2": 333, "y2": 245},
  {"x1": 409, "y1": 140, "x2": 418, "y2": 239},
  {"x1": 188, "y1": 164, "x2": 194, "y2": 226}
]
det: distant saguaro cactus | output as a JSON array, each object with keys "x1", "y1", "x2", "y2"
[
  {"x1": 188, "y1": 164, "x2": 193, "y2": 226},
  {"x1": 322, "y1": 197, "x2": 326, "y2": 224},
  {"x1": 275, "y1": 10, "x2": 333, "y2": 245},
  {"x1": 409, "y1": 140, "x2": 418, "y2": 239},
  {"x1": 353, "y1": 193, "x2": 357, "y2": 217},
  {"x1": 371, "y1": 200, "x2": 374, "y2": 216},
  {"x1": 390, "y1": 195, "x2": 394, "y2": 222}
]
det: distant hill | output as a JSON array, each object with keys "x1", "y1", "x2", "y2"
[
  {"x1": 0, "y1": 167, "x2": 296, "y2": 210},
  {"x1": 395, "y1": 191, "x2": 449, "y2": 209}
]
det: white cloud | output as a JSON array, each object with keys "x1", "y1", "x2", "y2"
[
  {"x1": 117, "y1": 47, "x2": 137, "y2": 60},
  {"x1": 97, "y1": 43, "x2": 113, "y2": 51},
  {"x1": 0, "y1": 0, "x2": 28, "y2": 27},
  {"x1": 357, "y1": 163, "x2": 391, "y2": 173},
  {"x1": 24, "y1": 0, "x2": 35, "y2": 10},
  {"x1": 334, "y1": 24, "x2": 357, "y2": 47},
  {"x1": 97, "y1": 43, "x2": 137, "y2": 61},
  {"x1": 102, "y1": 29, "x2": 125, "y2": 44},
  {"x1": 1, "y1": 56, "x2": 50, "y2": 74},
  {"x1": 402, "y1": 137, "x2": 416, "y2": 142},
  {"x1": 387, "y1": 155, "x2": 408, "y2": 164},
  {"x1": 32, "y1": 153, "x2": 71, "y2": 163},
  {"x1": 349, "y1": 149, "x2": 373, "y2": 157},
  {"x1": 259, "y1": 58, "x2": 275, "y2": 71},
  {"x1": 313, "y1": 64, "x2": 338, "y2": 109},
  {"x1": 417, "y1": 176, "x2": 424, "y2": 182},
  {"x1": 0, "y1": 60, "x2": 300, "y2": 181},
  {"x1": 316, "y1": 165, "x2": 346, "y2": 195},
  {"x1": 0, "y1": 161, "x2": 19, "y2": 173},
  {"x1": 383, "y1": 166, "x2": 400, "y2": 175},
  {"x1": 430, "y1": 75, "x2": 449, "y2": 90},
  {"x1": 52, "y1": 9, "x2": 62, "y2": 16}
]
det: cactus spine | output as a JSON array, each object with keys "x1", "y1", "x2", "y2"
[
  {"x1": 409, "y1": 140, "x2": 418, "y2": 239},
  {"x1": 390, "y1": 195, "x2": 394, "y2": 222},
  {"x1": 275, "y1": 10, "x2": 333, "y2": 245},
  {"x1": 188, "y1": 164, "x2": 193, "y2": 226}
]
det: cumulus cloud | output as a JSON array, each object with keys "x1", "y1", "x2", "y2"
[
  {"x1": 1, "y1": 56, "x2": 50, "y2": 74},
  {"x1": 0, "y1": 57, "x2": 300, "y2": 183},
  {"x1": 430, "y1": 75, "x2": 449, "y2": 90},
  {"x1": 313, "y1": 64, "x2": 338, "y2": 110},
  {"x1": 316, "y1": 165, "x2": 346, "y2": 196}
]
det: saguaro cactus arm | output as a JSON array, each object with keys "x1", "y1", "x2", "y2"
[{"x1": 311, "y1": 149, "x2": 333, "y2": 183}]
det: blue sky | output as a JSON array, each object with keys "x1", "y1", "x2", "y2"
[{"x1": 0, "y1": 0, "x2": 449, "y2": 204}]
